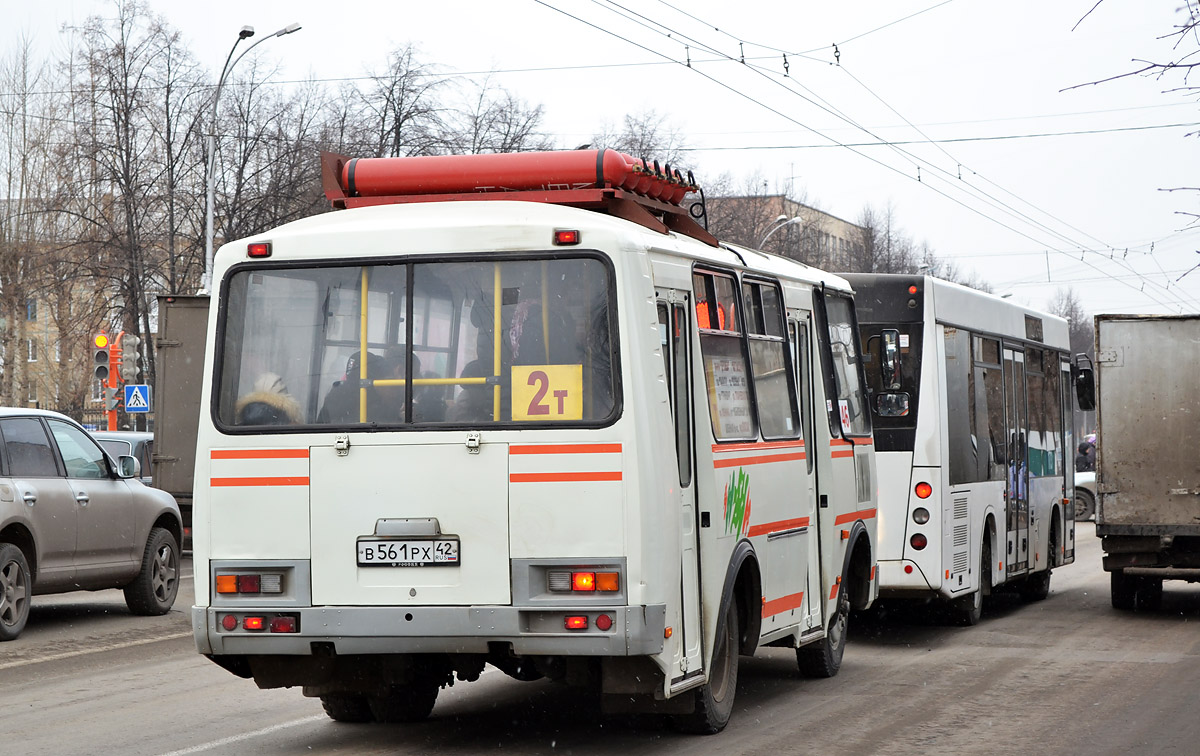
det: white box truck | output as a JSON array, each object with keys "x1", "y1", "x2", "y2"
[{"x1": 1092, "y1": 314, "x2": 1200, "y2": 610}]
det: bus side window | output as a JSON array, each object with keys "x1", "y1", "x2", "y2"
[
  {"x1": 789, "y1": 318, "x2": 814, "y2": 473},
  {"x1": 693, "y1": 270, "x2": 756, "y2": 441},
  {"x1": 658, "y1": 301, "x2": 693, "y2": 487}
]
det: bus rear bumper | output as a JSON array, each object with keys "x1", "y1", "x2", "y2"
[
  {"x1": 876, "y1": 559, "x2": 938, "y2": 595},
  {"x1": 193, "y1": 603, "x2": 666, "y2": 657}
]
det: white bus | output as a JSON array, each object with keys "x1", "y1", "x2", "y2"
[
  {"x1": 191, "y1": 149, "x2": 878, "y2": 733},
  {"x1": 844, "y1": 274, "x2": 1076, "y2": 625}
]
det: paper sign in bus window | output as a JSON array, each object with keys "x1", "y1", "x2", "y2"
[
  {"x1": 708, "y1": 357, "x2": 753, "y2": 437},
  {"x1": 512, "y1": 365, "x2": 583, "y2": 421}
]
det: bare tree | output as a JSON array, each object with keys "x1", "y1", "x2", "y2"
[
  {"x1": 592, "y1": 109, "x2": 688, "y2": 166},
  {"x1": 451, "y1": 75, "x2": 556, "y2": 154},
  {"x1": 354, "y1": 45, "x2": 449, "y2": 158}
]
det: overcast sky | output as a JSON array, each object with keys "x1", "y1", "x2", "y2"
[{"x1": 10, "y1": 0, "x2": 1200, "y2": 317}]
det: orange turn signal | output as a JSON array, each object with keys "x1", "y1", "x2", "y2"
[
  {"x1": 596, "y1": 572, "x2": 620, "y2": 591},
  {"x1": 215, "y1": 575, "x2": 238, "y2": 594}
]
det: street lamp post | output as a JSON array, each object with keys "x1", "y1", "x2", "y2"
[{"x1": 203, "y1": 22, "x2": 302, "y2": 293}]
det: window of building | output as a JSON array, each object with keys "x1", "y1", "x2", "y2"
[
  {"x1": 27, "y1": 339, "x2": 36, "y2": 362},
  {"x1": 26, "y1": 299, "x2": 36, "y2": 321}
]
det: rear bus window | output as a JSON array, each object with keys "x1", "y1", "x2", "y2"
[{"x1": 216, "y1": 256, "x2": 618, "y2": 430}]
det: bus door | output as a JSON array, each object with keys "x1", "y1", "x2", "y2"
[
  {"x1": 658, "y1": 296, "x2": 703, "y2": 682},
  {"x1": 1003, "y1": 346, "x2": 1029, "y2": 576},
  {"x1": 789, "y1": 313, "x2": 824, "y2": 632}
]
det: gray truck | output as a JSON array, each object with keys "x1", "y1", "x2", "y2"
[
  {"x1": 1092, "y1": 314, "x2": 1200, "y2": 610},
  {"x1": 151, "y1": 294, "x2": 210, "y2": 549}
]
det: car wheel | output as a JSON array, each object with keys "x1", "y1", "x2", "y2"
[
  {"x1": 672, "y1": 594, "x2": 740, "y2": 734},
  {"x1": 1074, "y1": 489, "x2": 1095, "y2": 521},
  {"x1": 0, "y1": 543, "x2": 31, "y2": 642},
  {"x1": 124, "y1": 527, "x2": 180, "y2": 615}
]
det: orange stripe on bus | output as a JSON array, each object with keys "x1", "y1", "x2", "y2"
[
  {"x1": 210, "y1": 449, "x2": 309, "y2": 459},
  {"x1": 714, "y1": 452, "x2": 806, "y2": 469},
  {"x1": 830, "y1": 438, "x2": 853, "y2": 447},
  {"x1": 762, "y1": 592, "x2": 805, "y2": 617},
  {"x1": 830, "y1": 450, "x2": 855, "y2": 459},
  {"x1": 509, "y1": 471, "x2": 622, "y2": 483},
  {"x1": 211, "y1": 476, "x2": 310, "y2": 487},
  {"x1": 712, "y1": 440, "x2": 805, "y2": 454},
  {"x1": 509, "y1": 444, "x2": 622, "y2": 455},
  {"x1": 747, "y1": 517, "x2": 811, "y2": 538},
  {"x1": 834, "y1": 508, "x2": 877, "y2": 525}
]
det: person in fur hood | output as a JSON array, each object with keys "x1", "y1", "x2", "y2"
[{"x1": 235, "y1": 372, "x2": 304, "y2": 425}]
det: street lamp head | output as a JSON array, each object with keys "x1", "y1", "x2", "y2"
[
  {"x1": 277, "y1": 23, "x2": 302, "y2": 36},
  {"x1": 775, "y1": 214, "x2": 788, "y2": 223},
  {"x1": 238, "y1": 26, "x2": 255, "y2": 39}
]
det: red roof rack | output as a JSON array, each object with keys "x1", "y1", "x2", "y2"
[{"x1": 320, "y1": 150, "x2": 718, "y2": 246}]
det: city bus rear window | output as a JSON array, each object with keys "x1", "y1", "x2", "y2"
[{"x1": 216, "y1": 256, "x2": 618, "y2": 429}]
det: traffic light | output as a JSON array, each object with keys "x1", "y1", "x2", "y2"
[
  {"x1": 119, "y1": 334, "x2": 141, "y2": 383},
  {"x1": 104, "y1": 386, "x2": 120, "y2": 411},
  {"x1": 92, "y1": 333, "x2": 111, "y2": 382}
]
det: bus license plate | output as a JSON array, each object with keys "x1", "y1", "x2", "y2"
[{"x1": 357, "y1": 539, "x2": 459, "y2": 567}]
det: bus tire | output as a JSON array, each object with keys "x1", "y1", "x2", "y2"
[
  {"x1": 797, "y1": 567, "x2": 851, "y2": 678},
  {"x1": 673, "y1": 595, "x2": 739, "y2": 734},
  {"x1": 320, "y1": 693, "x2": 374, "y2": 723},
  {"x1": 368, "y1": 680, "x2": 440, "y2": 723},
  {"x1": 1020, "y1": 520, "x2": 1055, "y2": 602},
  {"x1": 951, "y1": 536, "x2": 990, "y2": 627}
]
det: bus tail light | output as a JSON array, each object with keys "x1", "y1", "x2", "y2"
[
  {"x1": 572, "y1": 572, "x2": 596, "y2": 591},
  {"x1": 564, "y1": 615, "x2": 589, "y2": 630},
  {"x1": 910, "y1": 533, "x2": 928, "y2": 550},
  {"x1": 548, "y1": 569, "x2": 620, "y2": 593},
  {"x1": 596, "y1": 572, "x2": 620, "y2": 591},
  {"x1": 595, "y1": 614, "x2": 614, "y2": 631},
  {"x1": 269, "y1": 616, "x2": 298, "y2": 633},
  {"x1": 912, "y1": 507, "x2": 930, "y2": 524},
  {"x1": 243, "y1": 616, "x2": 266, "y2": 631},
  {"x1": 215, "y1": 571, "x2": 285, "y2": 595},
  {"x1": 915, "y1": 482, "x2": 932, "y2": 499}
]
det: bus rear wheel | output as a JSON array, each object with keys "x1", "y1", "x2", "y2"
[
  {"x1": 368, "y1": 679, "x2": 440, "y2": 723},
  {"x1": 320, "y1": 693, "x2": 373, "y2": 723},
  {"x1": 797, "y1": 567, "x2": 850, "y2": 678},
  {"x1": 672, "y1": 595, "x2": 739, "y2": 734}
]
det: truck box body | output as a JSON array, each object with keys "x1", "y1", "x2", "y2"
[
  {"x1": 1095, "y1": 313, "x2": 1200, "y2": 608},
  {"x1": 151, "y1": 294, "x2": 210, "y2": 545}
]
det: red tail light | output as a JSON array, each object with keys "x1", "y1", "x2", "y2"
[
  {"x1": 910, "y1": 533, "x2": 928, "y2": 550},
  {"x1": 269, "y1": 616, "x2": 298, "y2": 633},
  {"x1": 915, "y1": 482, "x2": 932, "y2": 499},
  {"x1": 243, "y1": 616, "x2": 265, "y2": 631},
  {"x1": 564, "y1": 615, "x2": 588, "y2": 630}
]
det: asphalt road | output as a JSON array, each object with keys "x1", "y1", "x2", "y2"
[{"x1": 5, "y1": 522, "x2": 1200, "y2": 756}]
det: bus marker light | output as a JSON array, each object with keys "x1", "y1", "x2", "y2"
[
  {"x1": 908, "y1": 285, "x2": 919, "y2": 294},
  {"x1": 665, "y1": 627, "x2": 673, "y2": 639},
  {"x1": 553, "y1": 229, "x2": 580, "y2": 245},
  {"x1": 910, "y1": 533, "x2": 928, "y2": 550},
  {"x1": 247, "y1": 242, "x2": 272, "y2": 258},
  {"x1": 269, "y1": 616, "x2": 298, "y2": 633},
  {"x1": 596, "y1": 572, "x2": 620, "y2": 591},
  {"x1": 572, "y1": 572, "x2": 596, "y2": 591},
  {"x1": 564, "y1": 615, "x2": 588, "y2": 630},
  {"x1": 840, "y1": 529, "x2": 850, "y2": 540},
  {"x1": 595, "y1": 614, "x2": 613, "y2": 631},
  {"x1": 913, "y1": 507, "x2": 930, "y2": 524},
  {"x1": 904, "y1": 564, "x2": 914, "y2": 574},
  {"x1": 220, "y1": 614, "x2": 238, "y2": 631},
  {"x1": 915, "y1": 482, "x2": 932, "y2": 499},
  {"x1": 237, "y1": 574, "x2": 261, "y2": 594},
  {"x1": 243, "y1": 616, "x2": 266, "y2": 631},
  {"x1": 216, "y1": 575, "x2": 238, "y2": 594}
]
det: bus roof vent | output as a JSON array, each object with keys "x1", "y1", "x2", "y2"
[{"x1": 320, "y1": 149, "x2": 718, "y2": 247}]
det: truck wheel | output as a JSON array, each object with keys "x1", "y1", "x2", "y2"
[
  {"x1": 1074, "y1": 490, "x2": 1095, "y2": 521},
  {"x1": 1111, "y1": 570, "x2": 1136, "y2": 610},
  {"x1": 368, "y1": 679, "x2": 440, "y2": 723},
  {"x1": 1134, "y1": 577, "x2": 1163, "y2": 612},
  {"x1": 320, "y1": 693, "x2": 374, "y2": 723},
  {"x1": 124, "y1": 527, "x2": 180, "y2": 615},
  {"x1": 672, "y1": 595, "x2": 739, "y2": 734},
  {"x1": 797, "y1": 568, "x2": 851, "y2": 678},
  {"x1": 0, "y1": 543, "x2": 31, "y2": 642}
]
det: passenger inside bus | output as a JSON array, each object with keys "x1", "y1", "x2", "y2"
[
  {"x1": 446, "y1": 360, "x2": 491, "y2": 423},
  {"x1": 317, "y1": 351, "x2": 388, "y2": 423},
  {"x1": 235, "y1": 372, "x2": 304, "y2": 425}
]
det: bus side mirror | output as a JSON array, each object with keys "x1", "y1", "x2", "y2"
[
  {"x1": 881, "y1": 329, "x2": 902, "y2": 390},
  {"x1": 1073, "y1": 356, "x2": 1096, "y2": 411}
]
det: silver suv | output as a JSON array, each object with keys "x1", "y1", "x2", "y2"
[{"x1": 0, "y1": 409, "x2": 182, "y2": 641}]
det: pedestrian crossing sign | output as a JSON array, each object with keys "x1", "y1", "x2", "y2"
[{"x1": 124, "y1": 384, "x2": 151, "y2": 413}]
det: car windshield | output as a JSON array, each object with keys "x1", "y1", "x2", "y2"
[{"x1": 216, "y1": 255, "x2": 618, "y2": 430}]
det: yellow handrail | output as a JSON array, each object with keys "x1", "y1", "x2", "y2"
[
  {"x1": 493, "y1": 263, "x2": 501, "y2": 421},
  {"x1": 359, "y1": 267, "x2": 369, "y2": 423}
]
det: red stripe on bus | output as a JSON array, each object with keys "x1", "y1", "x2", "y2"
[
  {"x1": 834, "y1": 508, "x2": 877, "y2": 525},
  {"x1": 510, "y1": 444, "x2": 622, "y2": 455},
  {"x1": 747, "y1": 517, "x2": 811, "y2": 537},
  {"x1": 712, "y1": 440, "x2": 805, "y2": 454},
  {"x1": 762, "y1": 592, "x2": 805, "y2": 617},
  {"x1": 211, "y1": 476, "x2": 310, "y2": 487},
  {"x1": 830, "y1": 438, "x2": 853, "y2": 447},
  {"x1": 509, "y1": 471, "x2": 623, "y2": 483},
  {"x1": 714, "y1": 452, "x2": 806, "y2": 469},
  {"x1": 210, "y1": 449, "x2": 309, "y2": 459}
]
